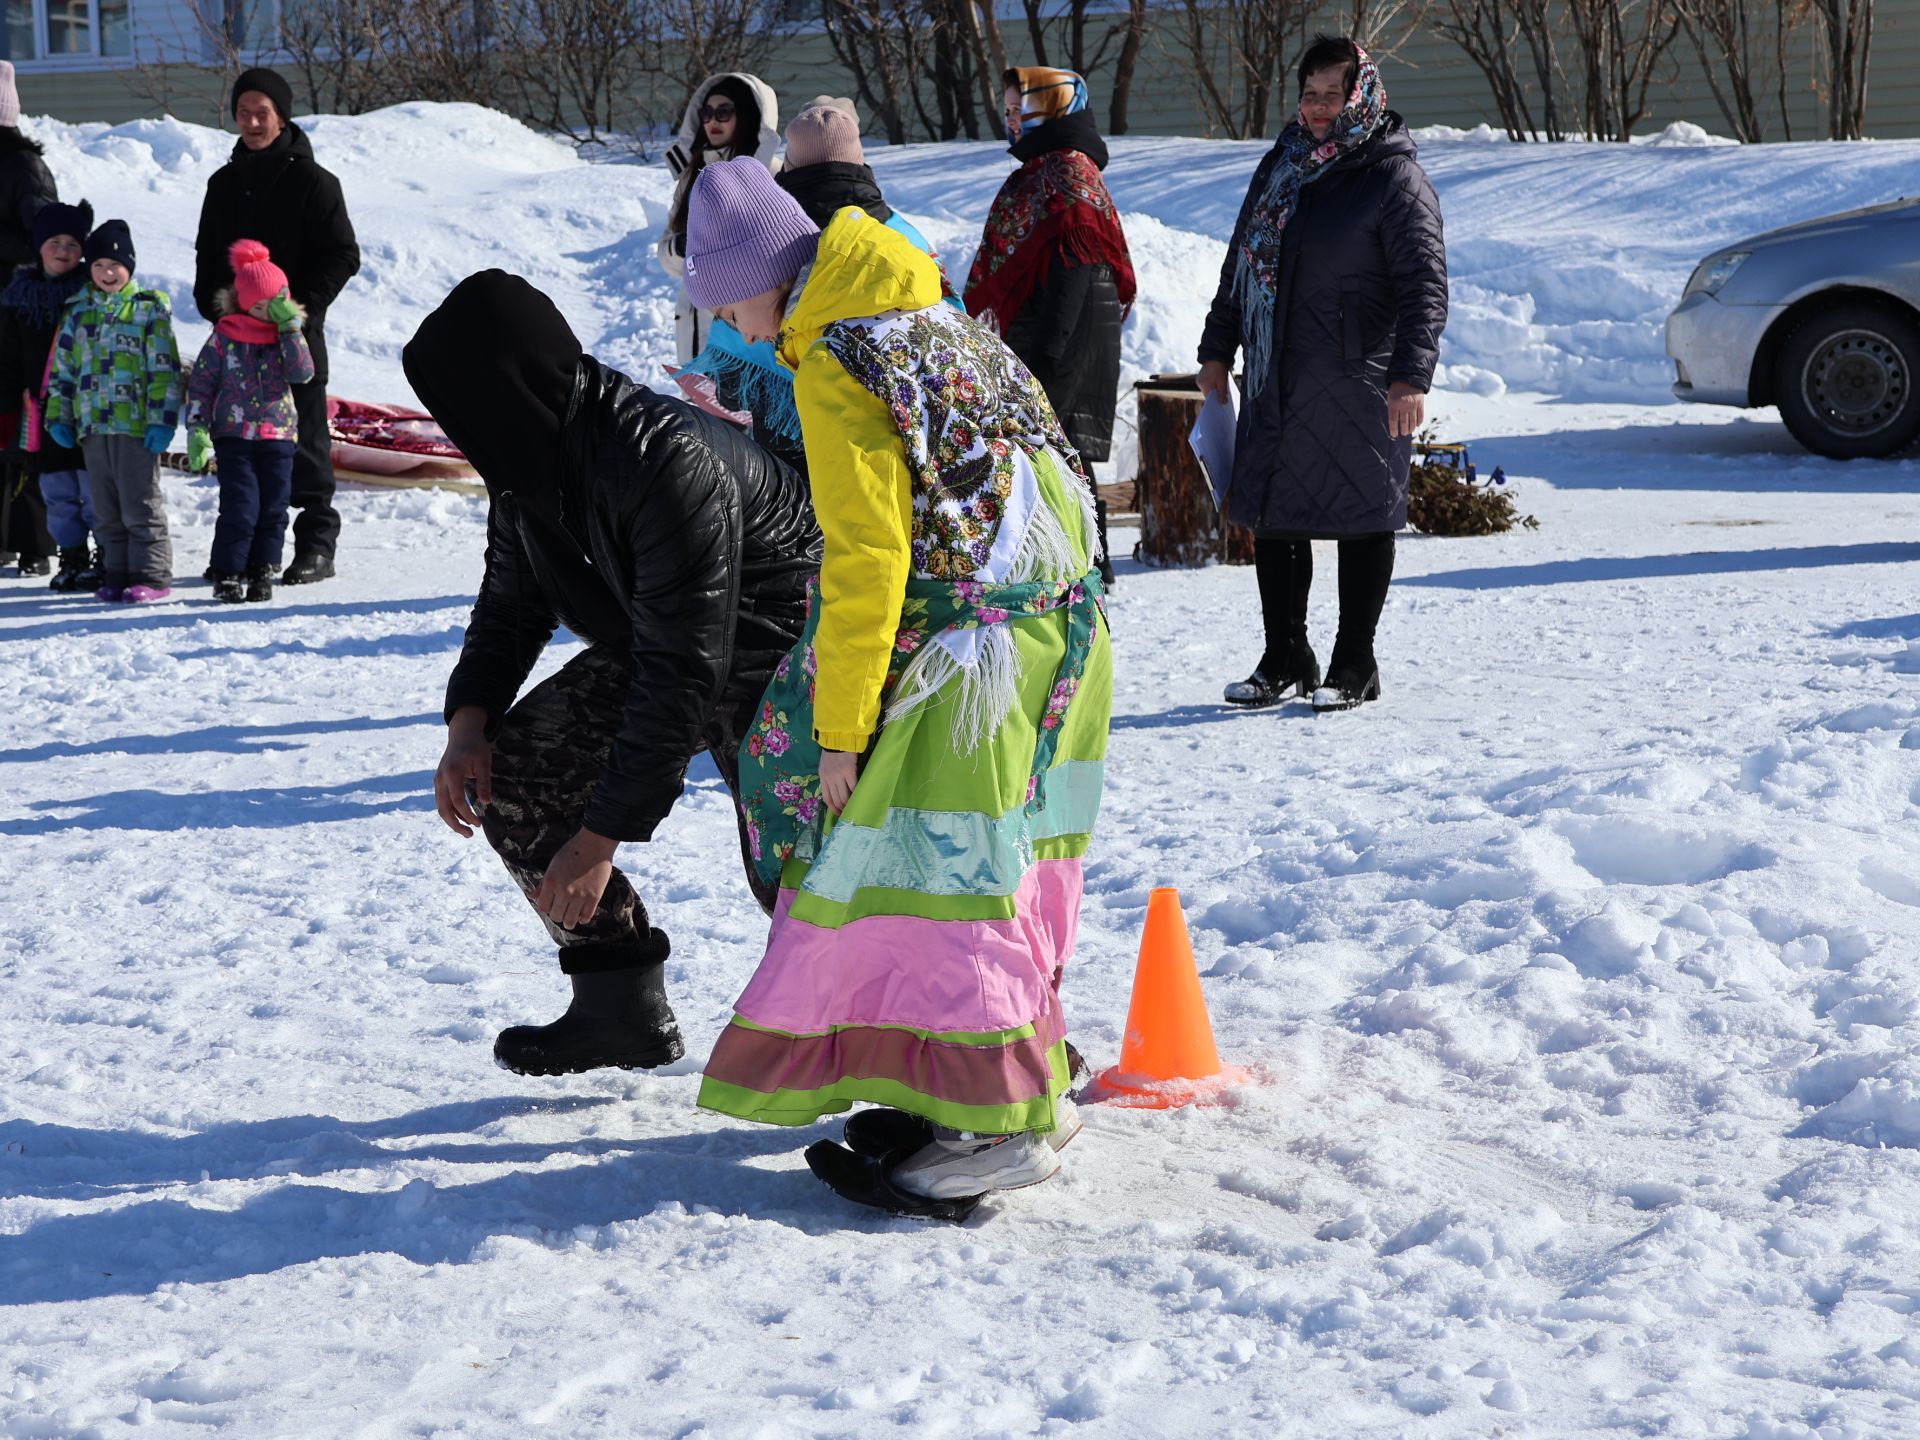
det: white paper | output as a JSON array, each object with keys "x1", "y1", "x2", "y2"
[{"x1": 1188, "y1": 388, "x2": 1237, "y2": 509}]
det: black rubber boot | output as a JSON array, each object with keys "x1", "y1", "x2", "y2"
[
  {"x1": 493, "y1": 932, "x2": 683, "y2": 1076},
  {"x1": 49, "y1": 545, "x2": 91, "y2": 591},
  {"x1": 281, "y1": 551, "x2": 335, "y2": 585}
]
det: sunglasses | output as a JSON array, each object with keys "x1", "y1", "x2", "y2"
[{"x1": 699, "y1": 103, "x2": 737, "y2": 123}]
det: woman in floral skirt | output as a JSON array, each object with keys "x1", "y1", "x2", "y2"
[{"x1": 684, "y1": 156, "x2": 1112, "y2": 1208}]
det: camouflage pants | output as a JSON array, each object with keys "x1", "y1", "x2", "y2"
[{"x1": 477, "y1": 645, "x2": 773, "y2": 974}]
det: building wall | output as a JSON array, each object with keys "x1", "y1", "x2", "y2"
[{"x1": 14, "y1": 1, "x2": 1920, "y2": 142}]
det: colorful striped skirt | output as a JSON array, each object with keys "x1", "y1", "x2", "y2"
[{"x1": 698, "y1": 583, "x2": 1111, "y2": 1137}]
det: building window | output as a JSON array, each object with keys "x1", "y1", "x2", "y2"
[
  {"x1": 3, "y1": 0, "x2": 35, "y2": 60},
  {"x1": 0, "y1": 0, "x2": 143, "y2": 61}
]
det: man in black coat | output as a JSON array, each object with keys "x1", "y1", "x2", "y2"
[
  {"x1": 194, "y1": 67, "x2": 359, "y2": 584},
  {"x1": 407, "y1": 271, "x2": 821, "y2": 1078}
]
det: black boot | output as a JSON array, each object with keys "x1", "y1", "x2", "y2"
[
  {"x1": 281, "y1": 551, "x2": 335, "y2": 584},
  {"x1": 1225, "y1": 537, "x2": 1317, "y2": 706},
  {"x1": 212, "y1": 572, "x2": 247, "y2": 603},
  {"x1": 17, "y1": 554, "x2": 50, "y2": 576},
  {"x1": 49, "y1": 545, "x2": 90, "y2": 591},
  {"x1": 1313, "y1": 534, "x2": 1393, "y2": 713},
  {"x1": 245, "y1": 566, "x2": 275, "y2": 603},
  {"x1": 493, "y1": 932, "x2": 683, "y2": 1076}
]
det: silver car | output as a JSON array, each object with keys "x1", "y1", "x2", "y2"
[{"x1": 1666, "y1": 198, "x2": 1920, "y2": 458}]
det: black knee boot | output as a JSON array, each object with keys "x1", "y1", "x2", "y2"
[
  {"x1": 1225, "y1": 538, "x2": 1318, "y2": 706},
  {"x1": 493, "y1": 929, "x2": 684, "y2": 1076},
  {"x1": 1316, "y1": 534, "x2": 1394, "y2": 711}
]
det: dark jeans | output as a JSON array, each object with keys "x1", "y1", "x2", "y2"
[
  {"x1": 211, "y1": 437, "x2": 296, "y2": 574},
  {"x1": 1255, "y1": 532, "x2": 1396, "y2": 676},
  {"x1": 475, "y1": 646, "x2": 775, "y2": 973},
  {"x1": 289, "y1": 378, "x2": 339, "y2": 560}
]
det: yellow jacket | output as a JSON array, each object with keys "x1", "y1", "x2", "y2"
[{"x1": 779, "y1": 207, "x2": 945, "y2": 753}]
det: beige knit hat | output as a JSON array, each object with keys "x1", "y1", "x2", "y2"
[{"x1": 785, "y1": 98, "x2": 864, "y2": 168}]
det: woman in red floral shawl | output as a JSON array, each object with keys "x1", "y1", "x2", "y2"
[{"x1": 965, "y1": 66, "x2": 1135, "y2": 585}]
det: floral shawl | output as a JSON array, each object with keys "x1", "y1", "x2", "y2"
[
  {"x1": 962, "y1": 146, "x2": 1136, "y2": 335},
  {"x1": 738, "y1": 570, "x2": 1104, "y2": 886},
  {"x1": 1232, "y1": 48, "x2": 1389, "y2": 397}
]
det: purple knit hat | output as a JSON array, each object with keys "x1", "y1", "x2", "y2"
[{"x1": 683, "y1": 156, "x2": 819, "y2": 309}]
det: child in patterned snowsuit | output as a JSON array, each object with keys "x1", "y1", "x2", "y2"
[
  {"x1": 685, "y1": 157, "x2": 1113, "y2": 1209},
  {"x1": 46, "y1": 218, "x2": 181, "y2": 603},
  {"x1": 184, "y1": 239, "x2": 315, "y2": 603}
]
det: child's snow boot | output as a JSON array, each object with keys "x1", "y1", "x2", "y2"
[
  {"x1": 891, "y1": 1127, "x2": 1061, "y2": 1200},
  {"x1": 94, "y1": 571, "x2": 127, "y2": 603},
  {"x1": 17, "y1": 553, "x2": 50, "y2": 577},
  {"x1": 49, "y1": 546, "x2": 90, "y2": 591},
  {"x1": 846, "y1": 1095, "x2": 1081, "y2": 1160},
  {"x1": 123, "y1": 581, "x2": 173, "y2": 603},
  {"x1": 212, "y1": 573, "x2": 247, "y2": 604},
  {"x1": 245, "y1": 566, "x2": 275, "y2": 603},
  {"x1": 493, "y1": 932, "x2": 683, "y2": 1076}
]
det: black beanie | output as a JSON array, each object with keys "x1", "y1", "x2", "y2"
[
  {"x1": 232, "y1": 67, "x2": 294, "y2": 122},
  {"x1": 402, "y1": 271, "x2": 582, "y2": 495},
  {"x1": 32, "y1": 198, "x2": 92, "y2": 252},
  {"x1": 82, "y1": 218, "x2": 134, "y2": 274}
]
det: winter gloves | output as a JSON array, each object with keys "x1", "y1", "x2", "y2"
[
  {"x1": 187, "y1": 427, "x2": 213, "y2": 471},
  {"x1": 143, "y1": 424, "x2": 174, "y2": 456},
  {"x1": 266, "y1": 291, "x2": 300, "y2": 331},
  {"x1": 47, "y1": 421, "x2": 75, "y2": 450}
]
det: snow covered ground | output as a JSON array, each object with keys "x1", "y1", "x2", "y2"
[{"x1": 5, "y1": 106, "x2": 1920, "y2": 1438}]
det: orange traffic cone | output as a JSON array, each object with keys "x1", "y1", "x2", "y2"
[{"x1": 1094, "y1": 887, "x2": 1237, "y2": 1108}]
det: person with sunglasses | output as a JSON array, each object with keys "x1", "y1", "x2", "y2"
[{"x1": 658, "y1": 74, "x2": 783, "y2": 363}]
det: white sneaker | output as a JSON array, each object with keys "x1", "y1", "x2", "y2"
[
  {"x1": 891, "y1": 1128, "x2": 1062, "y2": 1200},
  {"x1": 1047, "y1": 1094, "x2": 1083, "y2": 1152}
]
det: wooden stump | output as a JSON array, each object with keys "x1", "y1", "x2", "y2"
[{"x1": 1134, "y1": 374, "x2": 1254, "y2": 567}]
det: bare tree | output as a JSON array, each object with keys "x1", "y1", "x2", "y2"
[
  {"x1": 280, "y1": 0, "x2": 402, "y2": 115},
  {"x1": 821, "y1": 0, "x2": 928, "y2": 144},
  {"x1": 1429, "y1": 0, "x2": 1539, "y2": 139},
  {"x1": 126, "y1": 0, "x2": 278, "y2": 125},
  {"x1": 1107, "y1": 0, "x2": 1149, "y2": 133},
  {"x1": 1341, "y1": 0, "x2": 1430, "y2": 58},
  {"x1": 1671, "y1": 0, "x2": 1770, "y2": 140},
  {"x1": 656, "y1": 0, "x2": 788, "y2": 93},
  {"x1": 1808, "y1": 0, "x2": 1872, "y2": 138},
  {"x1": 497, "y1": 0, "x2": 655, "y2": 141},
  {"x1": 1167, "y1": 0, "x2": 1315, "y2": 138},
  {"x1": 1565, "y1": 0, "x2": 1680, "y2": 140}
]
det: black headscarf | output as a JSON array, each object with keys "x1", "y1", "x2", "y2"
[
  {"x1": 702, "y1": 76, "x2": 763, "y2": 160},
  {"x1": 402, "y1": 270, "x2": 581, "y2": 495}
]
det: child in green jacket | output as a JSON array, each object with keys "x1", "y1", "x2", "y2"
[{"x1": 47, "y1": 219, "x2": 182, "y2": 602}]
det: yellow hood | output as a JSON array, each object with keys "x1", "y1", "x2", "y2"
[{"x1": 779, "y1": 207, "x2": 944, "y2": 369}]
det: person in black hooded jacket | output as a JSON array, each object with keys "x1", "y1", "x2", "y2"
[
  {"x1": 194, "y1": 68, "x2": 360, "y2": 585},
  {"x1": 408, "y1": 270, "x2": 821, "y2": 1080}
]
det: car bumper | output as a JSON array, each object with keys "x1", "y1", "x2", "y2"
[{"x1": 1665, "y1": 292, "x2": 1781, "y2": 407}]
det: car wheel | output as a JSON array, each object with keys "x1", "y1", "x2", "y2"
[{"x1": 1774, "y1": 301, "x2": 1920, "y2": 459}]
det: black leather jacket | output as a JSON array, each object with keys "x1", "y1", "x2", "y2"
[{"x1": 444, "y1": 357, "x2": 821, "y2": 841}]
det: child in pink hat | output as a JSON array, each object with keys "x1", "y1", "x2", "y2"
[{"x1": 183, "y1": 238, "x2": 314, "y2": 602}]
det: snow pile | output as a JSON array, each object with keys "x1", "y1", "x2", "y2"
[{"x1": 5, "y1": 102, "x2": 1920, "y2": 1437}]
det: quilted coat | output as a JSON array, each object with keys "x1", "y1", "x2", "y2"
[
  {"x1": 1198, "y1": 114, "x2": 1447, "y2": 537},
  {"x1": 442, "y1": 357, "x2": 821, "y2": 843}
]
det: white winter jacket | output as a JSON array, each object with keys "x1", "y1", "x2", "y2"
[{"x1": 658, "y1": 73, "x2": 784, "y2": 362}]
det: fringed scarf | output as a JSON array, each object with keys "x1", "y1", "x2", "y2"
[
  {"x1": 962, "y1": 134, "x2": 1136, "y2": 335},
  {"x1": 1233, "y1": 48, "x2": 1389, "y2": 398},
  {"x1": 678, "y1": 317, "x2": 804, "y2": 455}
]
